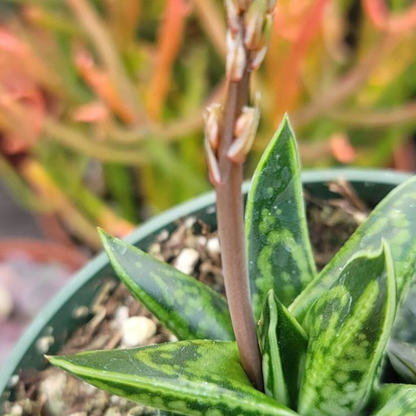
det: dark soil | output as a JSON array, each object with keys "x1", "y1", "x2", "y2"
[{"x1": 2, "y1": 181, "x2": 368, "y2": 416}]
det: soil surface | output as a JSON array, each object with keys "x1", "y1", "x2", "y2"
[{"x1": 2, "y1": 181, "x2": 368, "y2": 416}]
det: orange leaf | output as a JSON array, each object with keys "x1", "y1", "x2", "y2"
[
  {"x1": 0, "y1": 42, "x2": 45, "y2": 154},
  {"x1": 73, "y1": 101, "x2": 109, "y2": 123},
  {"x1": 271, "y1": 0, "x2": 330, "y2": 123},
  {"x1": 363, "y1": 0, "x2": 416, "y2": 33},
  {"x1": 146, "y1": 0, "x2": 191, "y2": 120},
  {"x1": 329, "y1": 133, "x2": 356, "y2": 164},
  {"x1": 75, "y1": 49, "x2": 135, "y2": 124}
]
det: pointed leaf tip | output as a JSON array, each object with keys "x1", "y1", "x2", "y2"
[
  {"x1": 97, "y1": 226, "x2": 107, "y2": 238},
  {"x1": 98, "y1": 227, "x2": 114, "y2": 252},
  {"x1": 246, "y1": 115, "x2": 316, "y2": 317},
  {"x1": 49, "y1": 341, "x2": 298, "y2": 416},
  {"x1": 102, "y1": 234, "x2": 234, "y2": 341},
  {"x1": 282, "y1": 112, "x2": 291, "y2": 125},
  {"x1": 98, "y1": 227, "x2": 116, "y2": 247}
]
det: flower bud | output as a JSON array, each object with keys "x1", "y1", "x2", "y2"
[
  {"x1": 267, "y1": 0, "x2": 277, "y2": 12},
  {"x1": 227, "y1": 98, "x2": 260, "y2": 164},
  {"x1": 249, "y1": 45, "x2": 268, "y2": 70},
  {"x1": 262, "y1": 12, "x2": 273, "y2": 43},
  {"x1": 226, "y1": 31, "x2": 247, "y2": 82},
  {"x1": 204, "y1": 103, "x2": 223, "y2": 151},
  {"x1": 205, "y1": 137, "x2": 222, "y2": 185},
  {"x1": 237, "y1": 0, "x2": 252, "y2": 11},
  {"x1": 244, "y1": 0, "x2": 268, "y2": 50},
  {"x1": 225, "y1": 0, "x2": 241, "y2": 35},
  {"x1": 248, "y1": 12, "x2": 272, "y2": 70}
]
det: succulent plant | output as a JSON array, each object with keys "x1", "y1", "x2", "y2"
[
  {"x1": 48, "y1": 1, "x2": 416, "y2": 415},
  {"x1": 49, "y1": 116, "x2": 416, "y2": 415}
]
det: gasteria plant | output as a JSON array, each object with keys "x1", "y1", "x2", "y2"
[{"x1": 48, "y1": 1, "x2": 416, "y2": 415}]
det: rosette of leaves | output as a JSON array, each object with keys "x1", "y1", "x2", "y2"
[{"x1": 49, "y1": 117, "x2": 416, "y2": 415}]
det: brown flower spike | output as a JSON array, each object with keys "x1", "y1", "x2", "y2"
[{"x1": 204, "y1": 0, "x2": 275, "y2": 390}]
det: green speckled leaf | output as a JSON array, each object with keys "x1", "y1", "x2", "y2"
[
  {"x1": 258, "y1": 289, "x2": 307, "y2": 409},
  {"x1": 298, "y1": 243, "x2": 396, "y2": 416},
  {"x1": 246, "y1": 115, "x2": 316, "y2": 318},
  {"x1": 290, "y1": 176, "x2": 416, "y2": 322},
  {"x1": 369, "y1": 384, "x2": 416, "y2": 415},
  {"x1": 48, "y1": 340, "x2": 298, "y2": 416},
  {"x1": 99, "y1": 230, "x2": 234, "y2": 341},
  {"x1": 388, "y1": 339, "x2": 416, "y2": 384}
]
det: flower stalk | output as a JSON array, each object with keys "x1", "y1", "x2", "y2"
[{"x1": 205, "y1": 0, "x2": 275, "y2": 390}]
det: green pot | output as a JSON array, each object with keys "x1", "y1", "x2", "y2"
[{"x1": 0, "y1": 168, "x2": 412, "y2": 407}]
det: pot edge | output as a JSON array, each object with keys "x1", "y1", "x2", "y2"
[{"x1": 0, "y1": 168, "x2": 412, "y2": 397}]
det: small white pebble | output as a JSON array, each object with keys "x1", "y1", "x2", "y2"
[
  {"x1": 174, "y1": 248, "x2": 199, "y2": 275},
  {"x1": 114, "y1": 305, "x2": 130, "y2": 326},
  {"x1": 10, "y1": 404, "x2": 22, "y2": 416},
  {"x1": 36, "y1": 335, "x2": 55, "y2": 354},
  {"x1": 104, "y1": 408, "x2": 121, "y2": 416},
  {"x1": 197, "y1": 236, "x2": 207, "y2": 246},
  {"x1": 127, "y1": 406, "x2": 148, "y2": 416},
  {"x1": 122, "y1": 316, "x2": 157, "y2": 347},
  {"x1": 184, "y1": 216, "x2": 196, "y2": 228},
  {"x1": 7, "y1": 374, "x2": 19, "y2": 388},
  {"x1": 72, "y1": 305, "x2": 89, "y2": 319},
  {"x1": 206, "y1": 237, "x2": 220, "y2": 256},
  {"x1": 148, "y1": 243, "x2": 163, "y2": 260},
  {"x1": 109, "y1": 395, "x2": 121, "y2": 405},
  {"x1": 82, "y1": 381, "x2": 98, "y2": 392},
  {"x1": 0, "y1": 284, "x2": 13, "y2": 321},
  {"x1": 156, "y1": 229, "x2": 169, "y2": 242},
  {"x1": 353, "y1": 212, "x2": 367, "y2": 224},
  {"x1": 39, "y1": 372, "x2": 67, "y2": 415},
  {"x1": 206, "y1": 206, "x2": 216, "y2": 215}
]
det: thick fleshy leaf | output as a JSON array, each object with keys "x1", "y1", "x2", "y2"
[
  {"x1": 48, "y1": 340, "x2": 298, "y2": 416},
  {"x1": 99, "y1": 230, "x2": 234, "y2": 341},
  {"x1": 391, "y1": 283, "x2": 416, "y2": 344},
  {"x1": 246, "y1": 115, "x2": 316, "y2": 318},
  {"x1": 298, "y1": 243, "x2": 396, "y2": 416},
  {"x1": 258, "y1": 289, "x2": 307, "y2": 409},
  {"x1": 388, "y1": 339, "x2": 416, "y2": 384},
  {"x1": 290, "y1": 175, "x2": 416, "y2": 322},
  {"x1": 369, "y1": 384, "x2": 416, "y2": 415}
]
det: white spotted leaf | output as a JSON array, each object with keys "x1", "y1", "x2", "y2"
[
  {"x1": 298, "y1": 243, "x2": 396, "y2": 416},
  {"x1": 48, "y1": 340, "x2": 299, "y2": 416},
  {"x1": 246, "y1": 115, "x2": 316, "y2": 318},
  {"x1": 290, "y1": 176, "x2": 416, "y2": 322},
  {"x1": 99, "y1": 230, "x2": 234, "y2": 341}
]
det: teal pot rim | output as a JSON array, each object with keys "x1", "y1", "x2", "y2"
[{"x1": 0, "y1": 168, "x2": 412, "y2": 399}]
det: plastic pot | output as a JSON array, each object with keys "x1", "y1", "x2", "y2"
[{"x1": 0, "y1": 168, "x2": 412, "y2": 407}]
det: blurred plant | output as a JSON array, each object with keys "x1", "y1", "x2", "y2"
[{"x1": 1, "y1": 0, "x2": 416, "y2": 248}]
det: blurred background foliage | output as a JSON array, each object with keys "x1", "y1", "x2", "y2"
[{"x1": 0, "y1": 0, "x2": 416, "y2": 249}]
